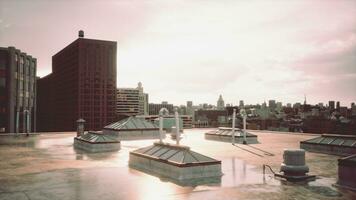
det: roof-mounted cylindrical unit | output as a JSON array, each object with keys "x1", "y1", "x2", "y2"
[{"x1": 78, "y1": 30, "x2": 84, "y2": 38}]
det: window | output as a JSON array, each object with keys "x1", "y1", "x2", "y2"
[
  {"x1": 0, "y1": 69, "x2": 5, "y2": 77},
  {"x1": 0, "y1": 60, "x2": 6, "y2": 69},
  {"x1": 0, "y1": 78, "x2": 5, "y2": 87}
]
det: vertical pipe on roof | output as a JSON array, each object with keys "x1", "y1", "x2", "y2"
[
  {"x1": 232, "y1": 109, "x2": 236, "y2": 145},
  {"x1": 175, "y1": 108, "x2": 180, "y2": 145},
  {"x1": 241, "y1": 108, "x2": 247, "y2": 144},
  {"x1": 159, "y1": 114, "x2": 163, "y2": 143}
]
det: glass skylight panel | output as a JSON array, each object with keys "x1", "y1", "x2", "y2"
[
  {"x1": 145, "y1": 146, "x2": 161, "y2": 155},
  {"x1": 320, "y1": 137, "x2": 334, "y2": 144},
  {"x1": 331, "y1": 138, "x2": 344, "y2": 145},
  {"x1": 342, "y1": 139, "x2": 356, "y2": 147},
  {"x1": 168, "y1": 151, "x2": 184, "y2": 163},
  {"x1": 160, "y1": 149, "x2": 179, "y2": 160}
]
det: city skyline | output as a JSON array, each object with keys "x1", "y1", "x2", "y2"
[{"x1": 1, "y1": 0, "x2": 355, "y2": 105}]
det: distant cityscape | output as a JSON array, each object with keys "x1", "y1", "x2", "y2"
[{"x1": 1, "y1": 31, "x2": 355, "y2": 135}]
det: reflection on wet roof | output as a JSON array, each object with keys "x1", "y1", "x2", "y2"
[
  {"x1": 77, "y1": 131, "x2": 119, "y2": 143},
  {"x1": 104, "y1": 116, "x2": 159, "y2": 130}
]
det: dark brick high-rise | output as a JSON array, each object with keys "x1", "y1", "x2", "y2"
[
  {"x1": 37, "y1": 31, "x2": 117, "y2": 131},
  {"x1": 0, "y1": 47, "x2": 37, "y2": 133}
]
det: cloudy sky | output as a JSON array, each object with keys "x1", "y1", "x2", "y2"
[{"x1": 1, "y1": 0, "x2": 355, "y2": 106}]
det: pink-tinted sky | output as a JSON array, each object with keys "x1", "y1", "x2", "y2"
[{"x1": 0, "y1": 0, "x2": 355, "y2": 106}]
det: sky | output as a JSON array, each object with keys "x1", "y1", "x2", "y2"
[{"x1": 0, "y1": 0, "x2": 355, "y2": 106}]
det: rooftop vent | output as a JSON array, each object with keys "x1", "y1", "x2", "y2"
[{"x1": 78, "y1": 30, "x2": 84, "y2": 38}]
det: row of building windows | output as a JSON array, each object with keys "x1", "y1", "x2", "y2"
[
  {"x1": 14, "y1": 54, "x2": 35, "y2": 65},
  {"x1": 0, "y1": 78, "x2": 5, "y2": 87},
  {"x1": 0, "y1": 69, "x2": 5, "y2": 77},
  {"x1": 0, "y1": 106, "x2": 6, "y2": 113},
  {"x1": 0, "y1": 59, "x2": 6, "y2": 69}
]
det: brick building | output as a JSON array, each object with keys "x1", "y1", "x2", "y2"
[
  {"x1": 0, "y1": 47, "x2": 37, "y2": 133},
  {"x1": 37, "y1": 31, "x2": 117, "y2": 131}
]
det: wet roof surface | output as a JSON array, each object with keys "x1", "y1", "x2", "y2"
[
  {"x1": 104, "y1": 116, "x2": 158, "y2": 130},
  {"x1": 0, "y1": 129, "x2": 355, "y2": 200}
]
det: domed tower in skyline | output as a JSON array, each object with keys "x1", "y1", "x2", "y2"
[{"x1": 217, "y1": 95, "x2": 225, "y2": 110}]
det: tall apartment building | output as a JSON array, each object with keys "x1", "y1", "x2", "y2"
[
  {"x1": 149, "y1": 101, "x2": 174, "y2": 115},
  {"x1": 116, "y1": 82, "x2": 149, "y2": 118},
  {"x1": 137, "y1": 82, "x2": 149, "y2": 115},
  {"x1": 0, "y1": 47, "x2": 37, "y2": 133},
  {"x1": 117, "y1": 88, "x2": 140, "y2": 117},
  {"x1": 37, "y1": 31, "x2": 117, "y2": 131},
  {"x1": 186, "y1": 101, "x2": 194, "y2": 116}
]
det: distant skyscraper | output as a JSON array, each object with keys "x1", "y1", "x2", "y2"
[
  {"x1": 217, "y1": 95, "x2": 225, "y2": 110},
  {"x1": 186, "y1": 101, "x2": 193, "y2": 116},
  {"x1": 329, "y1": 101, "x2": 335, "y2": 110},
  {"x1": 137, "y1": 82, "x2": 149, "y2": 115},
  {"x1": 336, "y1": 101, "x2": 340, "y2": 111},
  {"x1": 268, "y1": 100, "x2": 276, "y2": 111},
  {"x1": 37, "y1": 31, "x2": 117, "y2": 131},
  {"x1": 0, "y1": 47, "x2": 37, "y2": 133},
  {"x1": 239, "y1": 100, "x2": 244, "y2": 108}
]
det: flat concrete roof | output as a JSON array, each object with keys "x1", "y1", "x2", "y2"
[{"x1": 0, "y1": 129, "x2": 355, "y2": 200}]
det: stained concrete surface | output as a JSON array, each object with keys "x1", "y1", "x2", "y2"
[{"x1": 0, "y1": 129, "x2": 355, "y2": 200}]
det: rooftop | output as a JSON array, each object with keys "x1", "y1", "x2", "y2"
[{"x1": 0, "y1": 129, "x2": 355, "y2": 200}]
